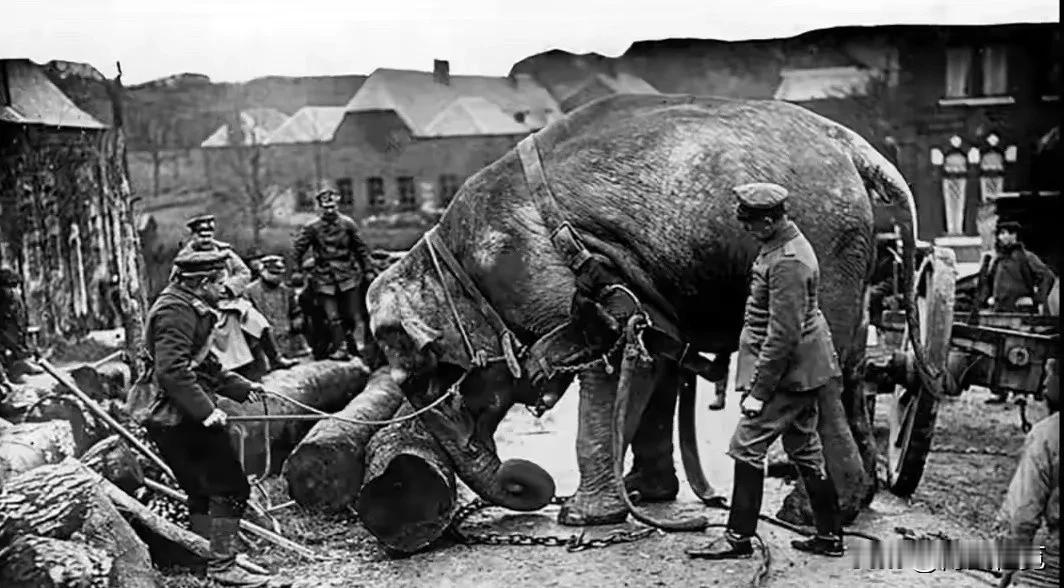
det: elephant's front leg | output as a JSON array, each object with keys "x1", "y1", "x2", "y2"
[{"x1": 558, "y1": 363, "x2": 656, "y2": 526}]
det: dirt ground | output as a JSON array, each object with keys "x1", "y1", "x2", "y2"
[{"x1": 159, "y1": 357, "x2": 1048, "y2": 588}]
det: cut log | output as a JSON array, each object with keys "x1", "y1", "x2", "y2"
[
  {"x1": 0, "y1": 459, "x2": 159, "y2": 587},
  {"x1": 355, "y1": 400, "x2": 458, "y2": 554},
  {"x1": 282, "y1": 367, "x2": 405, "y2": 511},
  {"x1": 0, "y1": 420, "x2": 76, "y2": 487},
  {"x1": 97, "y1": 475, "x2": 209, "y2": 568},
  {"x1": 22, "y1": 395, "x2": 108, "y2": 456},
  {"x1": 93, "y1": 361, "x2": 132, "y2": 400},
  {"x1": 81, "y1": 435, "x2": 144, "y2": 494},
  {"x1": 218, "y1": 359, "x2": 370, "y2": 477},
  {"x1": 0, "y1": 534, "x2": 113, "y2": 588}
]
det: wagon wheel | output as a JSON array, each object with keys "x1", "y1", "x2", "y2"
[{"x1": 885, "y1": 246, "x2": 956, "y2": 497}]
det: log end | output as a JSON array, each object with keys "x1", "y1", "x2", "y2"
[{"x1": 355, "y1": 453, "x2": 455, "y2": 554}]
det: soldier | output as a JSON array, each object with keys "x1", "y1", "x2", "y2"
[
  {"x1": 245, "y1": 255, "x2": 309, "y2": 358},
  {"x1": 144, "y1": 249, "x2": 274, "y2": 587},
  {"x1": 178, "y1": 214, "x2": 295, "y2": 376},
  {"x1": 291, "y1": 189, "x2": 376, "y2": 361},
  {"x1": 687, "y1": 183, "x2": 844, "y2": 560},
  {"x1": 0, "y1": 267, "x2": 44, "y2": 384},
  {"x1": 977, "y1": 221, "x2": 1056, "y2": 314}
]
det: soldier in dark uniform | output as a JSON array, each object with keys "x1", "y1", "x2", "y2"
[
  {"x1": 0, "y1": 267, "x2": 44, "y2": 384},
  {"x1": 144, "y1": 249, "x2": 273, "y2": 587},
  {"x1": 245, "y1": 255, "x2": 309, "y2": 358},
  {"x1": 687, "y1": 183, "x2": 845, "y2": 560},
  {"x1": 291, "y1": 189, "x2": 376, "y2": 361},
  {"x1": 977, "y1": 221, "x2": 1055, "y2": 314}
]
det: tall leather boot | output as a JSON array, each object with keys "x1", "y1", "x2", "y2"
[
  {"x1": 686, "y1": 460, "x2": 764, "y2": 559},
  {"x1": 791, "y1": 466, "x2": 845, "y2": 557},
  {"x1": 327, "y1": 321, "x2": 350, "y2": 361},
  {"x1": 260, "y1": 328, "x2": 297, "y2": 370},
  {"x1": 207, "y1": 517, "x2": 272, "y2": 587},
  {"x1": 189, "y1": 513, "x2": 211, "y2": 539}
]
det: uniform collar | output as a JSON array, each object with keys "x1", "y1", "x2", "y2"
[{"x1": 758, "y1": 220, "x2": 800, "y2": 255}]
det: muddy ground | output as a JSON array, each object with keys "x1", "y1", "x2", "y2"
[{"x1": 162, "y1": 356, "x2": 1048, "y2": 588}]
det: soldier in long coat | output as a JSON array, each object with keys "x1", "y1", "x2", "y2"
[
  {"x1": 244, "y1": 255, "x2": 309, "y2": 358},
  {"x1": 291, "y1": 189, "x2": 376, "y2": 361},
  {"x1": 144, "y1": 249, "x2": 273, "y2": 587},
  {"x1": 688, "y1": 183, "x2": 844, "y2": 561},
  {"x1": 178, "y1": 214, "x2": 294, "y2": 376}
]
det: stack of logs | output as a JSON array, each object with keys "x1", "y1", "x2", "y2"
[{"x1": 0, "y1": 358, "x2": 370, "y2": 586}]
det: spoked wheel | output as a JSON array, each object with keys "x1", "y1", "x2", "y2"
[{"x1": 885, "y1": 246, "x2": 956, "y2": 497}]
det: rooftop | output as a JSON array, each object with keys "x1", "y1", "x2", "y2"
[
  {"x1": 773, "y1": 66, "x2": 879, "y2": 101},
  {"x1": 0, "y1": 59, "x2": 106, "y2": 129},
  {"x1": 200, "y1": 107, "x2": 289, "y2": 147},
  {"x1": 267, "y1": 106, "x2": 347, "y2": 144}
]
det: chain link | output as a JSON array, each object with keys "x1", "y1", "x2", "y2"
[
  {"x1": 551, "y1": 334, "x2": 629, "y2": 377},
  {"x1": 930, "y1": 444, "x2": 1016, "y2": 457},
  {"x1": 448, "y1": 495, "x2": 659, "y2": 552}
]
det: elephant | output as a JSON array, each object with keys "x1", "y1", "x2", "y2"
[{"x1": 366, "y1": 93, "x2": 927, "y2": 528}]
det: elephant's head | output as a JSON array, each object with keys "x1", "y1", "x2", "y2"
[{"x1": 366, "y1": 240, "x2": 558, "y2": 511}]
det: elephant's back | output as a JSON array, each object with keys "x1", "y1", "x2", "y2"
[{"x1": 541, "y1": 95, "x2": 875, "y2": 340}]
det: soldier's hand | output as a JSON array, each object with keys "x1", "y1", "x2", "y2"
[
  {"x1": 740, "y1": 394, "x2": 764, "y2": 418},
  {"x1": 202, "y1": 408, "x2": 228, "y2": 428},
  {"x1": 246, "y1": 383, "x2": 264, "y2": 404}
]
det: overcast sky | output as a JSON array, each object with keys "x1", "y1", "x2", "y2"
[{"x1": 4, "y1": 0, "x2": 1059, "y2": 84}]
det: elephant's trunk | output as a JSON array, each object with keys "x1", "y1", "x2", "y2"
[
  {"x1": 411, "y1": 374, "x2": 556, "y2": 512},
  {"x1": 612, "y1": 339, "x2": 707, "y2": 532}
]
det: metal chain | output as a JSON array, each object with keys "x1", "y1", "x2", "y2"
[
  {"x1": 448, "y1": 495, "x2": 659, "y2": 552},
  {"x1": 930, "y1": 444, "x2": 1017, "y2": 457},
  {"x1": 551, "y1": 333, "x2": 629, "y2": 377}
]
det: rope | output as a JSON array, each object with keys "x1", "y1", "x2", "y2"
[
  {"x1": 424, "y1": 232, "x2": 478, "y2": 364},
  {"x1": 263, "y1": 371, "x2": 468, "y2": 427}
]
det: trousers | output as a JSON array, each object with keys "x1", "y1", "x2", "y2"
[
  {"x1": 727, "y1": 385, "x2": 827, "y2": 474},
  {"x1": 147, "y1": 421, "x2": 249, "y2": 517}
]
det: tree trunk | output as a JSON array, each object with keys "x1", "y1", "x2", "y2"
[
  {"x1": 0, "y1": 420, "x2": 76, "y2": 487},
  {"x1": 218, "y1": 360, "x2": 370, "y2": 476},
  {"x1": 81, "y1": 435, "x2": 144, "y2": 495},
  {"x1": 0, "y1": 460, "x2": 159, "y2": 587},
  {"x1": 355, "y1": 400, "x2": 458, "y2": 554},
  {"x1": 0, "y1": 534, "x2": 113, "y2": 588},
  {"x1": 282, "y1": 368, "x2": 405, "y2": 511}
]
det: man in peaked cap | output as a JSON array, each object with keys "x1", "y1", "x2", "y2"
[
  {"x1": 144, "y1": 249, "x2": 274, "y2": 587},
  {"x1": 291, "y1": 188, "x2": 377, "y2": 362},
  {"x1": 245, "y1": 255, "x2": 309, "y2": 362},
  {"x1": 688, "y1": 182, "x2": 845, "y2": 561},
  {"x1": 0, "y1": 266, "x2": 44, "y2": 384}
]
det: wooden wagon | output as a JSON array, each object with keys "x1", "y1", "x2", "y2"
[{"x1": 863, "y1": 239, "x2": 1059, "y2": 496}]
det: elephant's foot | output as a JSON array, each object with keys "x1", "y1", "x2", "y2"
[
  {"x1": 558, "y1": 490, "x2": 628, "y2": 526},
  {"x1": 623, "y1": 466, "x2": 679, "y2": 503}
]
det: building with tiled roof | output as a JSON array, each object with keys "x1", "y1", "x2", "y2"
[
  {"x1": 0, "y1": 59, "x2": 106, "y2": 129},
  {"x1": 200, "y1": 107, "x2": 289, "y2": 147},
  {"x1": 267, "y1": 106, "x2": 347, "y2": 144}
]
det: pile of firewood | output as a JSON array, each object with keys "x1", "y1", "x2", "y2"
[{"x1": 0, "y1": 358, "x2": 370, "y2": 587}]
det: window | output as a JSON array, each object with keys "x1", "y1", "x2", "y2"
[
  {"x1": 941, "y1": 150, "x2": 968, "y2": 235},
  {"x1": 944, "y1": 45, "x2": 1008, "y2": 99},
  {"x1": 397, "y1": 176, "x2": 417, "y2": 211},
  {"x1": 945, "y1": 48, "x2": 972, "y2": 98},
  {"x1": 366, "y1": 177, "x2": 386, "y2": 210},
  {"x1": 336, "y1": 177, "x2": 354, "y2": 207},
  {"x1": 438, "y1": 174, "x2": 461, "y2": 207}
]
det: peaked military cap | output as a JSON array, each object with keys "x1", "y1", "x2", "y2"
[
  {"x1": 172, "y1": 249, "x2": 229, "y2": 277},
  {"x1": 0, "y1": 267, "x2": 21, "y2": 287},
  {"x1": 185, "y1": 214, "x2": 216, "y2": 232},
  {"x1": 260, "y1": 255, "x2": 285, "y2": 273},
  {"x1": 996, "y1": 220, "x2": 1022, "y2": 234},
  {"x1": 733, "y1": 182, "x2": 789, "y2": 209},
  {"x1": 315, "y1": 189, "x2": 339, "y2": 206}
]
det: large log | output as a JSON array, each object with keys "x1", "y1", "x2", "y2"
[
  {"x1": 355, "y1": 400, "x2": 458, "y2": 554},
  {"x1": 282, "y1": 367, "x2": 405, "y2": 511},
  {"x1": 0, "y1": 459, "x2": 159, "y2": 587},
  {"x1": 0, "y1": 420, "x2": 76, "y2": 487},
  {"x1": 0, "y1": 534, "x2": 113, "y2": 588},
  {"x1": 219, "y1": 359, "x2": 370, "y2": 476}
]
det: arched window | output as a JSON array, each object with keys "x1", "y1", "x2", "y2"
[{"x1": 940, "y1": 137, "x2": 969, "y2": 235}]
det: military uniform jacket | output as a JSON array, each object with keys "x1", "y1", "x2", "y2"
[
  {"x1": 245, "y1": 279, "x2": 300, "y2": 331},
  {"x1": 292, "y1": 213, "x2": 372, "y2": 295},
  {"x1": 173, "y1": 239, "x2": 252, "y2": 297},
  {"x1": 735, "y1": 221, "x2": 841, "y2": 402},
  {"x1": 0, "y1": 289, "x2": 29, "y2": 357},
  {"x1": 145, "y1": 284, "x2": 255, "y2": 425}
]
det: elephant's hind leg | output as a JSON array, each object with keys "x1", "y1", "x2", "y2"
[{"x1": 624, "y1": 364, "x2": 680, "y2": 503}]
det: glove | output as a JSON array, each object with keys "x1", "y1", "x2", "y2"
[
  {"x1": 202, "y1": 408, "x2": 228, "y2": 428},
  {"x1": 740, "y1": 394, "x2": 764, "y2": 418}
]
